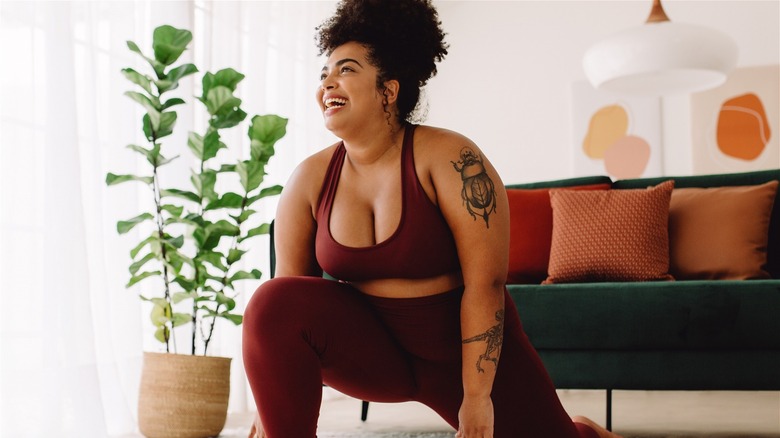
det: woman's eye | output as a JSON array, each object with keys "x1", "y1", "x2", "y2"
[{"x1": 340, "y1": 66, "x2": 354, "y2": 73}]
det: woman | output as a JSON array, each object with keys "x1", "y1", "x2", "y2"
[{"x1": 243, "y1": 1, "x2": 621, "y2": 437}]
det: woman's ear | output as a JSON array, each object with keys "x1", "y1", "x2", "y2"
[{"x1": 382, "y1": 79, "x2": 400, "y2": 105}]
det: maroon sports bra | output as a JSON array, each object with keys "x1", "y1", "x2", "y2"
[{"x1": 315, "y1": 125, "x2": 461, "y2": 282}]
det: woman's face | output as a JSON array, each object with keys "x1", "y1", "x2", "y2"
[{"x1": 316, "y1": 42, "x2": 388, "y2": 132}]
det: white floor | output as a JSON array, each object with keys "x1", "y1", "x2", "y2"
[{"x1": 216, "y1": 390, "x2": 780, "y2": 438}]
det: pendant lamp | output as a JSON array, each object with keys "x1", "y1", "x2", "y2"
[{"x1": 583, "y1": 0, "x2": 738, "y2": 95}]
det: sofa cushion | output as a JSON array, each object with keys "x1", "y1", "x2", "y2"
[
  {"x1": 506, "y1": 183, "x2": 611, "y2": 284},
  {"x1": 543, "y1": 180, "x2": 674, "y2": 284},
  {"x1": 670, "y1": 181, "x2": 779, "y2": 280},
  {"x1": 613, "y1": 169, "x2": 780, "y2": 278},
  {"x1": 509, "y1": 280, "x2": 780, "y2": 350}
]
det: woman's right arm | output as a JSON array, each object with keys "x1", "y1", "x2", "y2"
[{"x1": 272, "y1": 151, "x2": 330, "y2": 278}]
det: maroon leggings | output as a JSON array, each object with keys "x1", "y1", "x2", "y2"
[{"x1": 242, "y1": 277, "x2": 598, "y2": 438}]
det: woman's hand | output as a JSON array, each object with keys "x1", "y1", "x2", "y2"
[
  {"x1": 247, "y1": 413, "x2": 264, "y2": 438},
  {"x1": 455, "y1": 395, "x2": 494, "y2": 438}
]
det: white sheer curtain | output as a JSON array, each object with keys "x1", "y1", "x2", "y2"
[{"x1": 0, "y1": 1, "x2": 336, "y2": 436}]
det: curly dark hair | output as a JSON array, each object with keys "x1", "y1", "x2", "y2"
[{"x1": 315, "y1": 0, "x2": 449, "y2": 124}]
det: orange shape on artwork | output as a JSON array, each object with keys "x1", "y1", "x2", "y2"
[
  {"x1": 717, "y1": 93, "x2": 772, "y2": 161},
  {"x1": 582, "y1": 104, "x2": 628, "y2": 159},
  {"x1": 603, "y1": 135, "x2": 651, "y2": 179}
]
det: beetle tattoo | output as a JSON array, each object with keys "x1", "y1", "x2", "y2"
[
  {"x1": 462, "y1": 309, "x2": 504, "y2": 373},
  {"x1": 451, "y1": 147, "x2": 497, "y2": 228}
]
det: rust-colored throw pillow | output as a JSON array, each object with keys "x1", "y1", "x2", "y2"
[
  {"x1": 669, "y1": 181, "x2": 779, "y2": 280},
  {"x1": 543, "y1": 180, "x2": 675, "y2": 284},
  {"x1": 506, "y1": 184, "x2": 611, "y2": 284}
]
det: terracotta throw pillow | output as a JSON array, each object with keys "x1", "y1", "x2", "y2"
[
  {"x1": 543, "y1": 180, "x2": 675, "y2": 284},
  {"x1": 669, "y1": 181, "x2": 779, "y2": 280},
  {"x1": 506, "y1": 184, "x2": 611, "y2": 284}
]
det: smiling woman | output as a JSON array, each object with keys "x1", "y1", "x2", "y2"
[{"x1": 240, "y1": 1, "x2": 619, "y2": 438}]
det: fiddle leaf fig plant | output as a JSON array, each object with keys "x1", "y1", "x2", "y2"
[{"x1": 107, "y1": 24, "x2": 285, "y2": 355}]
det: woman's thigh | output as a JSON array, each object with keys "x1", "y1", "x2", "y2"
[{"x1": 243, "y1": 276, "x2": 418, "y2": 403}]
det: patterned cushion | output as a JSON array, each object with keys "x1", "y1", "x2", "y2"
[
  {"x1": 543, "y1": 180, "x2": 675, "y2": 284},
  {"x1": 669, "y1": 181, "x2": 779, "y2": 279},
  {"x1": 506, "y1": 184, "x2": 611, "y2": 284}
]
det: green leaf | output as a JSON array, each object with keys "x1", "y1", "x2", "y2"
[
  {"x1": 238, "y1": 223, "x2": 271, "y2": 243},
  {"x1": 152, "y1": 25, "x2": 192, "y2": 66},
  {"x1": 130, "y1": 235, "x2": 156, "y2": 259},
  {"x1": 162, "y1": 97, "x2": 185, "y2": 110},
  {"x1": 247, "y1": 184, "x2": 283, "y2": 205},
  {"x1": 161, "y1": 204, "x2": 184, "y2": 218},
  {"x1": 156, "y1": 111, "x2": 178, "y2": 140},
  {"x1": 227, "y1": 248, "x2": 246, "y2": 265},
  {"x1": 219, "y1": 313, "x2": 243, "y2": 325},
  {"x1": 191, "y1": 170, "x2": 217, "y2": 203},
  {"x1": 129, "y1": 252, "x2": 156, "y2": 275},
  {"x1": 126, "y1": 40, "x2": 143, "y2": 55},
  {"x1": 231, "y1": 209, "x2": 256, "y2": 224},
  {"x1": 201, "y1": 85, "x2": 246, "y2": 129},
  {"x1": 125, "y1": 91, "x2": 161, "y2": 130},
  {"x1": 202, "y1": 85, "x2": 239, "y2": 115},
  {"x1": 121, "y1": 68, "x2": 153, "y2": 95},
  {"x1": 154, "y1": 326, "x2": 170, "y2": 343},
  {"x1": 156, "y1": 63, "x2": 198, "y2": 93},
  {"x1": 173, "y1": 276, "x2": 197, "y2": 292},
  {"x1": 117, "y1": 212, "x2": 154, "y2": 234},
  {"x1": 202, "y1": 68, "x2": 245, "y2": 96},
  {"x1": 126, "y1": 40, "x2": 166, "y2": 77},
  {"x1": 126, "y1": 270, "x2": 160, "y2": 288},
  {"x1": 173, "y1": 291, "x2": 197, "y2": 304},
  {"x1": 166, "y1": 250, "x2": 192, "y2": 275},
  {"x1": 171, "y1": 312, "x2": 190, "y2": 327},
  {"x1": 200, "y1": 220, "x2": 240, "y2": 251},
  {"x1": 202, "y1": 130, "x2": 224, "y2": 161},
  {"x1": 150, "y1": 300, "x2": 171, "y2": 325},
  {"x1": 163, "y1": 234, "x2": 185, "y2": 249},
  {"x1": 105, "y1": 173, "x2": 153, "y2": 186},
  {"x1": 188, "y1": 130, "x2": 226, "y2": 163},
  {"x1": 217, "y1": 163, "x2": 236, "y2": 173},
  {"x1": 248, "y1": 114, "x2": 287, "y2": 161},
  {"x1": 161, "y1": 188, "x2": 200, "y2": 203},
  {"x1": 236, "y1": 160, "x2": 263, "y2": 193},
  {"x1": 205, "y1": 192, "x2": 243, "y2": 210},
  {"x1": 197, "y1": 251, "x2": 226, "y2": 271},
  {"x1": 214, "y1": 292, "x2": 236, "y2": 311},
  {"x1": 228, "y1": 269, "x2": 262, "y2": 284},
  {"x1": 186, "y1": 132, "x2": 204, "y2": 160},
  {"x1": 127, "y1": 143, "x2": 161, "y2": 166},
  {"x1": 142, "y1": 114, "x2": 153, "y2": 141}
]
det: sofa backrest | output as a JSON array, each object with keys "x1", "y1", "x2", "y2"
[
  {"x1": 506, "y1": 175, "x2": 613, "y2": 190},
  {"x1": 612, "y1": 168, "x2": 780, "y2": 279}
]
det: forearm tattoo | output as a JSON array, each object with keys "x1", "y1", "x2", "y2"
[
  {"x1": 462, "y1": 309, "x2": 505, "y2": 373},
  {"x1": 451, "y1": 147, "x2": 497, "y2": 228}
]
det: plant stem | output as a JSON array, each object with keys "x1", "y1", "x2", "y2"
[{"x1": 151, "y1": 141, "x2": 176, "y2": 354}]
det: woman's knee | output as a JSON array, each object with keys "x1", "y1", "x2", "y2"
[{"x1": 243, "y1": 277, "x2": 345, "y2": 333}]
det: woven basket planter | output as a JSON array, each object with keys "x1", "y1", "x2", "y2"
[{"x1": 138, "y1": 352, "x2": 232, "y2": 438}]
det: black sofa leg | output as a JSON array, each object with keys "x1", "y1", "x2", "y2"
[
  {"x1": 606, "y1": 389, "x2": 613, "y2": 431},
  {"x1": 361, "y1": 400, "x2": 370, "y2": 422}
]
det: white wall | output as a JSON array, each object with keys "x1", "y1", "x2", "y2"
[{"x1": 424, "y1": 0, "x2": 780, "y2": 184}]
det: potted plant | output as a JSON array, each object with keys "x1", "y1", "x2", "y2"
[{"x1": 106, "y1": 24, "x2": 285, "y2": 438}]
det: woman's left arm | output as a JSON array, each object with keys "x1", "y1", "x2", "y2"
[{"x1": 426, "y1": 128, "x2": 510, "y2": 438}]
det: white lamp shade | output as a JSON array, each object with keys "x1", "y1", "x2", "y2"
[{"x1": 583, "y1": 21, "x2": 738, "y2": 95}]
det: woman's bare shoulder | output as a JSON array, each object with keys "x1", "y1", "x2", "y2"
[{"x1": 284, "y1": 142, "x2": 341, "y2": 204}]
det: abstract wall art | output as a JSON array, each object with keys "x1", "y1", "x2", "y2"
[
  {"x1": 572, "y1": 81, "x2": 663, "y2": 180},
  {"x1": 691, "y1": 65, "x2": 779, "y2": 174}
]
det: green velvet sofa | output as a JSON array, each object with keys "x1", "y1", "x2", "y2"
[{"x1": 506, "y1": 168, "x2": 780, "y2": 429}]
